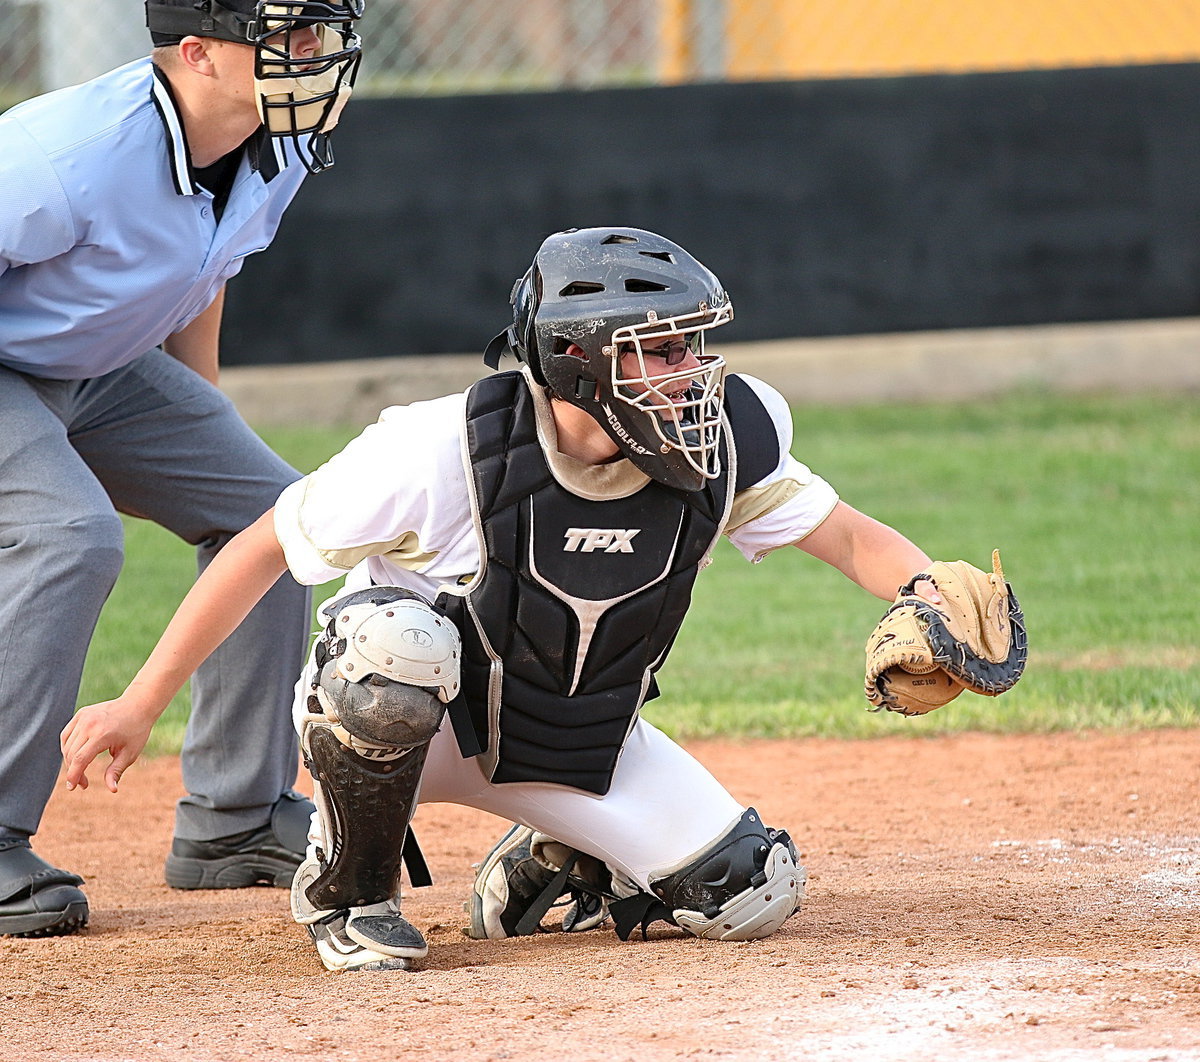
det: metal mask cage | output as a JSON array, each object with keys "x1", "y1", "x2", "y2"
[
  {"x1": 604, "y1": 302, "x2": 733, "y2": 481},
  {"x1": 252, "y1": 2, "x2": 363, "y2": 172}
]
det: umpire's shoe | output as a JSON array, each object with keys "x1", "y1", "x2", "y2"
[
  {"x1": 0, "y1": 839, "x2": 89, "y2": 937},
  {"x1": 164, "y1": 790, "x2": 313, "y2": 890}
]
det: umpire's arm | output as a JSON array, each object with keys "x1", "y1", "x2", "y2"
[{"x1": 163, "y1": 284, "x2": 225, "y2": 384}]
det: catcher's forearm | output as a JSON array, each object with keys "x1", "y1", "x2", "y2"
[
  {"x1": 129, "y1": 509, "x2": 289, "y2": 711},
  {"x1": 798, "y1": 501, "x2": 932, "y2": 600}
]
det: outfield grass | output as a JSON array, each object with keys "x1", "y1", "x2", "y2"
[{"x1": 79, "y1": 390, "x2": 1199, "y2": 755}]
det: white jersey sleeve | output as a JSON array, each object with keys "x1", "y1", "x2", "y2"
[
  {"x1": 724, "y1": 374, "x2": 840, "y2": 563},
  {"x1": 274, "y1": 392, "x2": 480, "y2": 591}
]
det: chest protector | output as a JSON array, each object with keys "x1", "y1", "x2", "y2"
[{"x1": 438, "y1": 372, "x2": 776, "y2": 795}]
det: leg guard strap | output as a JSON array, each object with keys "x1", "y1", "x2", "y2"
[
  {"x1": 401, "y1": 829, "x2": 431, "y2": 889},
  {"x1": 511, "y1": 851, "x2": 584, "y2": 936},
  {"x1": 610, "y1": 892, "x2": 676, "y2": 942}
]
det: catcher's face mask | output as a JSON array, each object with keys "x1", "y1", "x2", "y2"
[
  {"x1": 604, "y1": 316, "x2": 729, "y2": 487},
  {"x1": 484, "y1": 227, "x2": 734, "y2": 492}
]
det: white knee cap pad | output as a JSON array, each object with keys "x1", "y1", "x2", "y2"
[
  {"x1": 297, "y1": 586, "x2": 461, "y2": 759},
  {"x1": 327, "y1": 590, "x2": 460, "y2": 702}
]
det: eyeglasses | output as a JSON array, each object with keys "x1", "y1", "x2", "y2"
[{"x1": 617, "y1": 333, "x2": 701, "y2": 366}]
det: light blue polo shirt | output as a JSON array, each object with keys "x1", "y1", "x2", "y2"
[{"x1": 0, "y1": 58, "x2": 307, "y2": 380}]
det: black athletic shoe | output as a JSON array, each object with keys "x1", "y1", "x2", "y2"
[
  {"x1": 0, "y1": 839, "x2": 89, "y2": 938},
  {"x1": 164, "y1": 791, "x2": 313, "y2": 890}
]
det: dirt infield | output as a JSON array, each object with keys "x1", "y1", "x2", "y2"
[{"x1": 3, "y1": 730, "x2": 1198, "y2": 1062}]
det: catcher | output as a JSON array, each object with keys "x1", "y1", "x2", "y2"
[{"x1": 60, "y1": 226, "x2": 1025, "y2": 971}]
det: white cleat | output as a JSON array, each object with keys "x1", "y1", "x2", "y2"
[
  {"x1": 307, "y1": 911, "x2": 414, "y2": 972},
  {"x1": 291, "y1": 856, "x2": 425, "y2": 971}
]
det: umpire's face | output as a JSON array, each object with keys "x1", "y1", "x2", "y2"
[{"x1": 205, "y1": 24, "x2": 323, "y2": 114}]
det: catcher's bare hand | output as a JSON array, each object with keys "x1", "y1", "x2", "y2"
[
  {"x1": 910, "y1": 577, "x2": 942, "y2": 606},
  {"x1": 60, "y1": 697, "x2": 157, "y2": 794}
]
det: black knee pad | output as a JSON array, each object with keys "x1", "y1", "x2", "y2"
[{"x1": 314, "y1": 659, "x2": 445, "y2": 750}]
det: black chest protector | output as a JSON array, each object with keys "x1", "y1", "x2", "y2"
[{"x1": 437, "y1": 372, "x2": 779, "y2": 795}]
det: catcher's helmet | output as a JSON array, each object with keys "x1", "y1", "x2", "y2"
[
  {"x1": 484, "y1": 227, "x2": 734, "y2": 492},
  {"x1": 145, "y1": 0, "x2": 363, "y2": 173}
]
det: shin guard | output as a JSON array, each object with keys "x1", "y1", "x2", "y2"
[{"x1": 303, "y1": 725, "x2": 428, "y2": 910}]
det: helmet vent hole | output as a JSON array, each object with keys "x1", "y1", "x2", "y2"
[
  {"x1": 559, "y1": 281, "x2": 606, "y2": 297},
  {"x1": 601, "y1": 234, "x2": 638, "y2": 244},
  {"x1": 639, "y1": 250, "x2": 676, "y2": 263},
  {"x1": 625, "y1": 278, "x2": 668, "y2": 293}
]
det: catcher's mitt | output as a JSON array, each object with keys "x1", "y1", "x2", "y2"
[{"x1": 864, "y1": 549, "x2": 1028, "y2": 716}]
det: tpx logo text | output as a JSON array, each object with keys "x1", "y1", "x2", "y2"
[{"x1": 563, "y1": 528, "x2": 640, "y2": 553}]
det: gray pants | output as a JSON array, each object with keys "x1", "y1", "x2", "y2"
[{"x1": 0, "y1": 351, "x2": 311, "y2": 842}]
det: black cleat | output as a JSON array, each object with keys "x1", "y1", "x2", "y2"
[
  {"x1": 345, "y1": 907, "x2": 428, "y2": 958},
  {"x1": 0, "y1": 839, "x2": 89, "y2": 938}
]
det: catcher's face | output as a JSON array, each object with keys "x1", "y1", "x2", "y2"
[
  {"x1": 614, "y1": 333, "x2": 707, "y2": 409},
  {"x1": 606, "y1": 328, "x2": 726, "y2": 484}
]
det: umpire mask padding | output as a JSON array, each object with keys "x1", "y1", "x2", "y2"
[{"x1": 253, "y1": 1, "x2": 364, "y2": 169}]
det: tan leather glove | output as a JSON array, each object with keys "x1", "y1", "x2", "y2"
[{"x1": 864, "y1": 550, "x2": 1028, "y2": 716}]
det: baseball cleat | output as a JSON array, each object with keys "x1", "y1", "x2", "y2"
[
  {"x1": 345, "y1": 905, "x2": 428, "y2": 958},
  {"x1": 291, "y1": 855, "x2": 425, "y2": 971},
  {"x1": 466, "y1": 824, "x2": 609, "y2": 939},
  {"x1": 0, "y1": 840, "x2": 89, "y2": 938},
  {"x1": 307, "y1": 910, "x2": 416, "y2": 972}
]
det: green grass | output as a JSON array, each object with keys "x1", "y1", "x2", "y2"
[
  {"x1": 651, "y1": 388, "x2": 1200, "y2": 739},
  {"x1": 79, "y1": 390, "x2": 1200, "y2": 754}
]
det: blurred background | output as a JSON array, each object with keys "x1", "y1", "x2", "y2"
[
  {"x1": 6, "y1": 2, "x2": 1193, "y2": 735},
  {"x1": 2, "y1": 0, "x2": 1198, "y2": 368},
  {"x1": 5, "y1": 0, "x2": 1198, "y2": 100}
]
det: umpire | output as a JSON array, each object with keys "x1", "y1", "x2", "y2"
[{"x1": 0, "y1": 0, "x2": 364, "y2": 937}]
